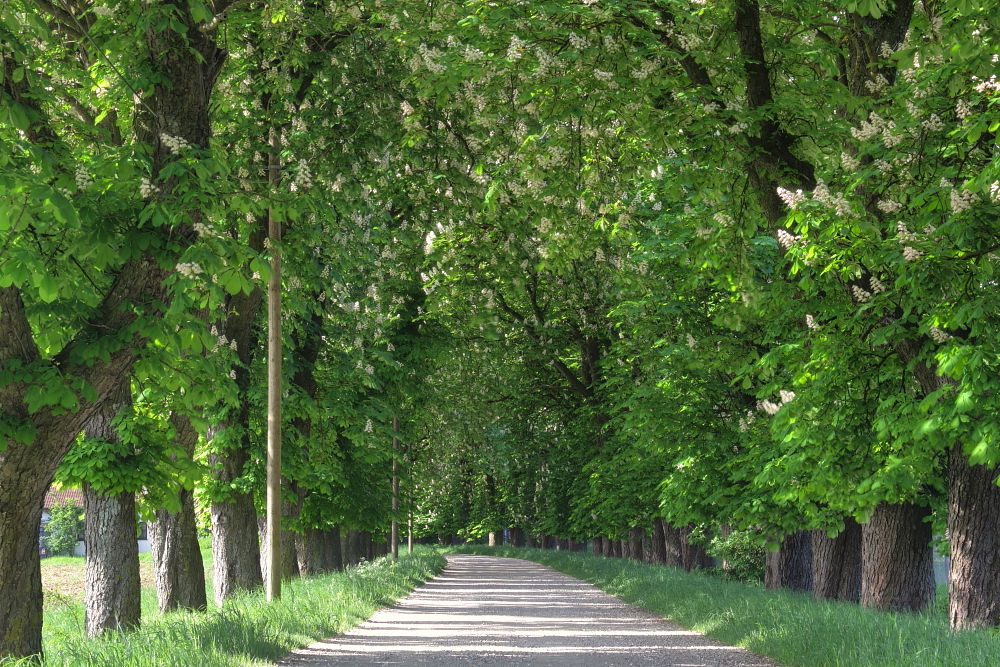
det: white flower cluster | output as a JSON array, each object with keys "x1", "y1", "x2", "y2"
[
  {"x1": 776, "y1": 229, "x2": 799, "y2": 249},
  {"x1": 956, "y1": 99, "x2": 973, "y2": 120},
  {"x1": 631, "y1": 59, "x2": 658, "y2": 80},
  {"x1": 739, "y1": 411, "x2": 756, "y2": 433},
  {"x1": 160, "y1": 133, "x2": 190, "y2": 155},
  {"x1": 703, "y1": 102, "x2": 720, "y2": 115},
  {"x1": 777, "y1": 187, "x2": 806, "y2": 209},
  {"x1": 139, "y1": 177, "x2": 160, "y2": 198},
  {"x1": 850, "y1": 112, "x2": 886, "y2": 141},
  {"x1": 877, "y1": 199, "x2": 902, "y2": 213},
  {"x1": 417, "y1": 43, "x2": 446, "y2": 73},
  {"x1": 841, "y1": 152, "x2": 860, "y2": 172},
  {"x1": 759, "y1": 400, "x2": 780, "y2": 415},
  {"x1": 805, "y1": 314, "x2": 818, "y2": 330},
  {"x1": 929, "y1": 326, "x2": 952, "y2": 344},
  {"x1": 291, "y1": 159, "x2": 312, "y2": 191},
  {"x1": 780, "y1": 390, "x2": 796, "y2": 404},
  {"x1": 852, "y1": 285, "x2": 872, "y2": 303},
  {"x1": 870, "y1": 276, "x2": 886, "y2": 294},
  {"x1": 75, "y1": 167, "x2": 93, "y2": 191},
  {"x1": 463, "y1": 44, "x2": 485, "y2": 62},
  {"x1": 176, "y1": 262, "x2": 202, "y2": 278},
  {"x1": 974, "y1": 76, "x2": 1000, "y2": 94},
  {"x1": 864, "y1": 74, "x2": 890, "y2": 94},
  {"x1": 905, "y1": 99, "x2": 922, "y2": 118},
  {"x1": 507, "y1": 35, "x2": 526, "y2": 61},
  {"x1": 921, "y1": 113, "x2": 944, "y2": 132},
  {"x1": 686, "y1": 333, "x2": 697, "y2": 349},
  {"x1": 950, "y1": 187, "x2": 979, "y2": 215},
  {"x1": 568, "y1": 33, "x2": 589, "y2": 50},
  {"x1": 812, "y1": 180, "x2": 852, "y2": 217},
  {"x1": 92, "y1": 5, "x2": 114, "y2": 17},
  {"x1": 535, "y1": 47, "x2": 559, "y2": 79},
  {"x1": 896, "y1": 221, "x2": 917, "y2": 243},
  {"x1": 400, "y1": 100, "x2": 414, "y2": 116},
  {"x1": 729, "y1": 121, "x2": 749, "y2": 134},
  {"x1": 903, "y1": 246, "x2": 924, "y2": 261},
  {"x1": 364, "y1": 419, "x2": 373, "y2": 433},
  {"x1": 714, "y1": 212, "x2": 734, "y2": 227}
]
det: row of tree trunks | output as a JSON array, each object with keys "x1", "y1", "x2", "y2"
[
  {"x1": 679, "y1": 525, "x2": 714, "y2": 572},
  {"x1": 812, "y1": 519, "x2": 862, "y2": 602}
]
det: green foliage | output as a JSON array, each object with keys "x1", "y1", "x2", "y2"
[
  {"x1": 42, "y1": 501, "x2": 82, "y2": 558},
  {"x1": 707, "y1": 530, "x2": 766, "y2": 584}
]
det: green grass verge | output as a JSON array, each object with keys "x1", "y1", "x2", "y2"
[
  {"x1": 448, "y1": 545, "x2": 1000, "y2": 667},
  {"x1": 12, "y1": 548, "x2": 443, "y2": 667}
]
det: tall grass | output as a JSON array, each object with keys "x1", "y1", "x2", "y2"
[
  {"x1": 7, "y1": 549, "x2": 443, "y2": 667},
  {"x1": 449, "y1": 545, "x2": 1000, "y2": 667}
]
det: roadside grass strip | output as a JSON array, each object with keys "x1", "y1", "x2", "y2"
[
  {"x1": 449, "y1": 546, "x2": 1000, "y2": 667},
  {"x1": 7, "y1": 549, "x2": 443, "y2": 667}
]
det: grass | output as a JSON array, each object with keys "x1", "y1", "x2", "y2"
[
  {"x1": 9, "y1": 547, "x2": 444, "y2": 667},
  {"x1": 448, "y1": 545, "x2": 1000, "y2": 667}
]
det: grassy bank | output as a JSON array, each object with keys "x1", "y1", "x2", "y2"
[
  {"x1": 10, "y1": 548, "x2": 443, "y2": 667},
  {"x1": 449, "y1": 545, "x2": 1000, "y2": 667}
]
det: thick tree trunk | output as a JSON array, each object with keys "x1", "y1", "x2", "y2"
[
  {"x1": 150, "y1": 413, "x2": 207, "y2": 612},
  {"x1": 526, "y1": 534, "x2": 537, "y2": 548},
  {"x1": 764, "y1": 530, "x2": 813, "y2": 591},
  {"x1": 812, "y1": 518, "x2": 862, "y2": 602},
  {"x1": 0, "y1": 469, "x2": 45, "y2": 658},
  {"x1": 651, "y1": 520, "x2": 667, "y2": 564},
  {"x1": 592, "y1": 536, "x2": 603, "y2": 555},
  {"x1": 628, "y1": 527, "x2": 643, "y2": 561},
  {"x1": 323, "y1": 527, "x2": 343, "y2": 571},
  {"x1": 209, "y1": 437, "x2": 262, "y2": 605},
  {"x1": 613, "y1": 540, "x2": 624, "y2": 558},
  {"x1": 83, "y1": 484, "x2": 142, "y2": 636},
  {"x1": 361, "y1": 531, "x2": 373, "y2": 561},
  {"x1": 680, "y1": 525, "x2": 715, "y2": 572},
  {"x1": 861, "y1": 502, "x2": 935, "y2": 612},
  {"x1": 602, "y1": 536, "x2": 614, "y2": 557},
  {"x1": 296, "y1": 527, "x2": 327, "y2": 576},
  {"x1": 948, "y1": 444, "x2": 1000, "y2": 629},
  {"x1": 345, "y1": 529, "x2": 361, "y2": 566},
  {"x1": 663, "y1": 522, "x2": 684, "y2": 568},
  {"x1": 488, "y1": 532, "x2": 498, "y2": 546},
  {"x1": 510, "y1": 527, "x2": 525, "y2": 547}
]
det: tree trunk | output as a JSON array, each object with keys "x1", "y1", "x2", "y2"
[
  {"x1": 510, "y1": 527, "x2": 525, "y2": 547},
  {"x1": 361, "y1": 531, "x2": 373, "y2": 560},
  {"x1": 602, "y1": 536, "x2": 614, "y2": 557},
  {"x1": 209, "y1": 438, "x2": 262, "y2": 605},
  {"x1": 948, "y1": 444, "x2": 1000, "y2": 629},
  {"x1": 150, "y1": 413, "x2": 207, "y2": 612},
  {"x1": 628, "y1": 526, "x2": 643, "y2": 561},
  {"x1": 324, "y1": 527, "x2": 343, "y2": 571},
  {"x1": 651, "y1": 520, "x2": 667, "y2": 564},
  {"x1": 764, "y1": 530, "x2": 812, "y2": 591},
  {"x1": 83, "y1": 483, "x2": 142, "y2": 636},
  {"x1": 81, "y1": 385, "x2": 141, "y2": 637},
  {"x1": 557, "y1": 538, "x2": 569, "y2": 551},
  {"x1": 680, "y1": 525, "x2": 715, "y2": 572},
  {"x1": 861, "y1": 502, "x2": 935, "y2": 612},
  {"x1": 296, "y1": 527, "x2": 327, "y2": 576},
  {"x1": 526, "y1": 534, "x2": 537, "y2": 548},
  {"x1": 488, "y1": 532, "x2": 498, "y2": 546},
  {"x1": 812, "y1": 518, "x2": 862, "y2": 602},
  {"x1": 663, "y1": 521, "x2": 684, "y2": 568},
  {"x1": 346, "y1": 529, "x2": 361, "y2": 566},
  {"x1": 612, "y1": 539, "x2": 623, "y2": 558}
]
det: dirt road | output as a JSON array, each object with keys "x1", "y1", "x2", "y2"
[{"x1": 277, "y1": 554, "x2": 775, "y2": 666}]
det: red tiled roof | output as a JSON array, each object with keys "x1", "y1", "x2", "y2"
[{"x1": 44, "y1": 487, "x2": 83, "y2": 509}]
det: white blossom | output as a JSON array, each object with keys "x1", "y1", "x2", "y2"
[
  {"x1": 852, "y1": 285, "x2": 871, "y2": 303},
  {"x1": 74, "y1": 167, "x2": 93, "y2": 191},
  {"x1": 777, "y1": 187, "x2": 806, "y2": 209},
  {"x1": 805, "y1": 314, "x2": 818, "y2": 330},
  {"x1": 929, "y1": 326, "x2": 952, "y2": 344},
  {"x1": 176, "y1": 262, "x2": 202, "y2": 278},
  {"x1": 160, "y1": 133, "x2": 190, "y2": 154},
  {"x1": 870, "y1": 276, "x2": 886, "y2": 294},
  {"x1": 776, "y1": 229, "x2": 799, "y2": 249},
  {"x1": 903, "y1": 246, "x2": 924, "y2": 261},
  {"x1": 950, "y1": 188, "x2": 979, "y2": 215}
]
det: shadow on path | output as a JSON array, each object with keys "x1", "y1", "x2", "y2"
[{"x1": 276, "y1": 554, "x2": 776, "y2": 667}]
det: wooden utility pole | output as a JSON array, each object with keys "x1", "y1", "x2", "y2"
[
  {"x1": 391, "y1": 417, "x2": 400, "y2": 561},
  {"x1": 265, "y1": 134, "x2": 282, "y2": 602}
]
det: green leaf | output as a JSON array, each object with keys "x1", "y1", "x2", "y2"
[{"x1": 38, "y1": 275, "x2": 59, "y2": 303}]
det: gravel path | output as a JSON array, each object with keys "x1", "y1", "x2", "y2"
[{"x1": 276, "y1": 554, "x2": 776, "y2": 666}]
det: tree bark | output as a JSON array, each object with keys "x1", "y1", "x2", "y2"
[
  {"x1": 602, "y1": 536, "x2": 614, "y2": 557},
  {"x1": 948, "y1": 444, "x2": 1000, "y2": 629},
  {"x1": 663, "y1": 522, "x2": 684, "y2": 568},
  {"x1": 812, "y1": 518, "x2": 862, "y2": 602},
  {"x1": 680, "y1": 525, "x2": 715, "y2": 572},
  {"x1": 488, "y1": 532, "x2": 498, "y2": 546},
  {"x1": 628, "y1": 526, "x2": 643, "y2": 561},
  {"x1": 613, "y1": 539, "x2": 624, "y2": 558},
  {"x1": 150, "y1": 413, "x2": 207, "y2": 612},
  {"x1": 510, "y1": 527, "x2": 525, "y2": 547},
  {"x1": 296, "y1": 527, "x2": 326, "y2": 576},
  {"x1": 82, "y1": 385, "x2": 141, "y2": 637},
  {"x1": 651, "y1": 520, "x2": 667, "y2": 564},
  {"x1": 209, "y1": 439, "x2": 262, "y2": 605},
  {"x1": 83, "y1": 484, "x2": 141, "y2": 637},
  {"x1": 323, "y1": 527, "x2": 343, "y2": 571},
  {"x1": 860, "y1": 502, "x2": 935, "y2": 612},
  {"x1": 345, "y1": 529, "x2": 361, "y2": 566},
  {"x1": 764, "y1": 530, "x2": 813, "y2": 591}
]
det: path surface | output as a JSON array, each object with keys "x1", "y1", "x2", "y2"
[{"x1": 277, "y1": 554, "x2": 775, "y2": 667}]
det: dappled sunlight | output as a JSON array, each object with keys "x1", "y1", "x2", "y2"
[{"x1": 278, "y1": 555, "x2": 773, "y2": 666}]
